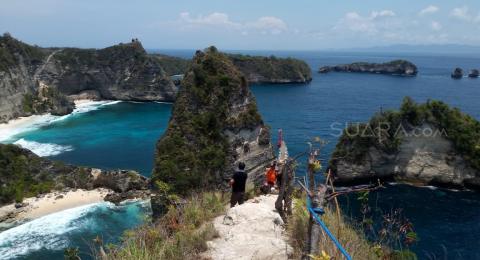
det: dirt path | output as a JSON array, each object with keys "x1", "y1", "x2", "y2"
[{"x1": 204, "y1": 194, "x2": 292, "y2": 260}]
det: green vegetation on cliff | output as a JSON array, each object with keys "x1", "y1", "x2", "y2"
[
  {"x1": 331, "y1": 97, "x2": 480, "y2": 171},
  {"x1": 151, "y1": 54, "x2": 190, "y2": 76},
  {"x1": 0, "y1": 33, "x2": 46, "y2": 72},
  {"x1": 0, "y1": 144, "x2": 76, "y2": 204},
  {"x1": 153, "y1": 47, "x2": 264, "y2": 194},
  {"x1": 148, "y1": 52, "x2": 313, "y2": 84},
  {"x1": 228, "y1": 54, "x2": 312, "y2": 83},
  {"x1": 103, "y1": 192, "x2": 226, "y2": 260}
]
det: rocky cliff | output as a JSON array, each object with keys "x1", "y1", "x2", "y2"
[
  {"x1": 152, "y1": 47, "x2": 274, "y2": 195},
  {"x1": 319, "y1": 60, "x2": 418, "y2": 76},
  {"x1": 0, "y1": 34, "x2": 177, "y2": 123},
  {"x1": 228, "y1": 54, "x2": 312, "y2": 84},
  {"x1": 330, "y1": 97, "x2": 480, "y2": 189},
  {"x1": 150, "y1": 53, "x2": 313, "y2": 84},
  {"x1": 0, "y1": 143, "x2": 149, "y2": 206}
]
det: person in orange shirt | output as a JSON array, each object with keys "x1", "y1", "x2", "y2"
[{"x1": 265, "y1": 161, "x2": 277, "y2": 190}]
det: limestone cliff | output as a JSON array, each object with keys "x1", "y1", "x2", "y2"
[
  {"x1": 228, "y1": 54, "x2": 312, "y2": 84},
  {"x1": 319, "y1": 60, "x2": 418, "y2": 76},
  {"x1": 330, "y1": 97, "x2": 480, "y2": 189},
  {"x1": 150, "y1": 53, "x2": 313, "y2": 84},
  {"x1": 0, "y1": 143, "x2": 149, "y2": 206},
  {"x1": 0, "y1": 34, "x2": 177, "y2": 123},
  {"x1": 152, "y1": 47, "x2": 274, "y2": 195}
]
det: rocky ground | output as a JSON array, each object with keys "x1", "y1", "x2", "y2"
[{"x1": 204, "y1": 195, "x2": 292, "y2": 260}]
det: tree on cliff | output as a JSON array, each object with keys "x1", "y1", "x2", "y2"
[{"x1": 152, "y1": 46, "x2": 270, "y2": 194}]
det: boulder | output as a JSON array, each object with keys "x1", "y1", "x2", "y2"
[
  {"x1": 468, "y1": 69, "x2": 479, "y2": 78},
  {"x1": 451, "y1": 68, "x2": 464, "y2": 79}
]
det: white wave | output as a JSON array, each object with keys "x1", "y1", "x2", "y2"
[
  {"x1": 0, "y1": 114, "x2": 59, "y2": 142},
  {"x1": 13, "y1": 139, "x2": 73, "y2": 157},
  {"x1": 0, "y1": 100, "x2": 123, "y2": 141},
  {"x1": 0, "y1": 203, "x2": 108, "y2": 260},
  {"x1": 154, "y1": 101, "x2": 173, "y2": 104},
  {"x1": 51, "y1": 100, "x2": 122, "y2": 123}
]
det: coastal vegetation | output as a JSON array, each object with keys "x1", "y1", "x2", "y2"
[
  {"x1": 151, "y1": 54, "x2": 190, "y2": 76},
  {"x1": 228, "y1": 53, "x2": 312, "y2": 83},
  {"x1": 0, "y1": 144, "x2": 72, "y2": 204},
  {"x1": 152, "y1": 47, "x2": 265, "y2": 194},
  {"x1": 287, "y1": 192, "x2": 417, "y2": 259},
  {"x1": 100, "y1": 192, "x2": 226, "y2": 260},
  {"x1": 319, "y1": 60, "x2": 417, "y2": 76},
  {"x1": 0, "y1": 33, "x2": 46, "y2": 72},
  {"x1": 331, "y1": 97, "x2": 480, "y2": 171}
]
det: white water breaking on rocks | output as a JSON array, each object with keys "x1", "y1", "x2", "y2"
[
  {"x1": 13, "y1": 139, "x2": 74, "y2": 157},
  {"x1": 0, "y1": 100, "x2": 122, "y2": 143},
  {"x1": 0, "y1": 203, "x2": 107, "y2": 259}
]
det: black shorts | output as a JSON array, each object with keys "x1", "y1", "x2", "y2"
[{"x1": 230, "y1": 192, "x2": 245, "y2": 207}]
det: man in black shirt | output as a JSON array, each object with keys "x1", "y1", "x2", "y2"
[{"x1": 230, "y1": 162, "x2": 247, "y2": 207}]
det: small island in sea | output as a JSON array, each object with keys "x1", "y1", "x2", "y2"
[
  {"x1": 330, "y1": 97, "x2": 480, "y2": 189},
  {"x1": 319, "y1": 60, "x2": 418, "y2": 76}
]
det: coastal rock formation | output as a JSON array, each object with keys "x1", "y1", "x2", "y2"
[
  {"x1": 329, "y1": 97, "x2": 480, "y2": 189},
  {"x1": 0, "y1": 34, "x2": 177, "y2": 123},
  {"x1": 468, "y1": 69, "x2": 479, "y2": 78},
  {"x1": 228, "y1": 54, "x2": 312, "y2": 84},
  {"x1": 152, "y1": 47, "x2": 274, "y2": 196},
  {"x1": 151, "y1": 53, "x2": 313, "y2": 84},
  {"x1": 451, "y1": 68, "x2": 464, "y2": 79},
  {"x1": 319, "y1": 60, "x2": 418, "y2": 76},
  {"x1": 0, "y1": 143, "x2": 149, "y2": 206}
]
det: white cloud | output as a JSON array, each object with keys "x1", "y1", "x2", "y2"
[
  {"x1": 450, "y1": 6, "x2": 480, "y2": 22},
  {"x1": 247, "y1": 16, "x2": 287, "y2": 35},
  {"x1": 177, "y1": 12, "x2": 287, "y2": 35},
  {"x1": 333, "y1": 10, "x2": 396, "y2": 34},
  {"x1": 371, "y1": 10, "x2": 396, "y2": 19},
  {"x1": 431, "y1": 21, "x2": 442, "y2": 31},
  {"x1": 179, "y1": 12, "x2": 241, "y2": 29},
  {"x1": 419, "y1": 5, "x2": 439, "y2": 16}
]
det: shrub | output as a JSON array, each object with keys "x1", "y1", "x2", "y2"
[{"x1": 102, "y1": 192, "x2": 226, "y2": 260}]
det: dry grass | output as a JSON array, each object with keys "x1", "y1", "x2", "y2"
[
  {"x1": 287, "y1": 197, "x2": 381, "y2": 260},
  {"x1": 100, "y1": 192, "x2": 227, "y2": 260}
]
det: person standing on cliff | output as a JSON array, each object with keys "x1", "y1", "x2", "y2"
[{"x1": 230, "y1": 162, "x2": 247, "y2": 207}]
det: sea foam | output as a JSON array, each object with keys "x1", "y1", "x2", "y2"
[
  {"x1": 0, "y1": 100, "x2": 122, "y2": 142},
  {"x1": 0, "y1": 203, "x2": 107, "y2": 260},
  {"x1": 13, "y1": 139, "x2": 74, "y2": 157}
]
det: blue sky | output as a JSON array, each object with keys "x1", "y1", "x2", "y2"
[{"x1": 1, "y1": 0, "x2": 480, "y2": 50}]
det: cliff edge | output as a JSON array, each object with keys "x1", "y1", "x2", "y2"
[
  {"x1": 0, "y1": 34, "x2": 177, "y2": 123},
  {"x1": 152, "y1": 47, "x2": 274, "y2": 195},
  {"x1": 330, "y1": 97, "x2": 480, "y2": 189}
]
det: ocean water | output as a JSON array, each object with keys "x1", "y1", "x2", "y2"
[
  {"x1": 1, "y1": 50, "x2": 480, "y2": 259},
  {"x1": 0, "y1": 201, "x2": 150, "y2": 260}
]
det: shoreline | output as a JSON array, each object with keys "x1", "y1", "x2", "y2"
[
  {"x1": 0, "y1": 99, "x2": 118, "y2": 143},
  {"x1": 0, "y1": 188, "x2": 111, "y2": 229}
]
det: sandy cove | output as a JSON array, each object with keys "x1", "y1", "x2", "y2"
[{"x1": 0, "y1": 188, "x2": 111, "y2": 227}]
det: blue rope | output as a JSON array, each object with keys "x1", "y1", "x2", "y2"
[
  {"x1": 304, "y1": 174, "x2": 352, "y2": 260},
  {"x1": 307, "y1": 207, "x2": 352, "y2": 260}
]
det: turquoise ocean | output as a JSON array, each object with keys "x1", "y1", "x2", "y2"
[{"x1": 1, "y1": 50, "x2": 480, "y2": 259}]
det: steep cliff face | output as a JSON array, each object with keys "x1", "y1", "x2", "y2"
[
  {"x1": 149, "y1": 53, "x2": 313, "y2": 84},
  {"x1": 152, "y1": 47, "x2": 273, "y2": 194},
  {"x1": 228, "y1": 54, "x2": 312, "y2": 84},
  {"x1": 330, "y1": 97, "x2": 480, "y2": 189},
  {"x1": 0, "y1": 34, "x2": 176, "y2": 123},
  {"x1": 0, "y1": 143, "x2": 149, "y2": 206},
  {"x1": 43, "y1": 41, "x2": 177, "y2": 101},
  {"x1": 0, "y1": 34, "x2": 74, "y2": 123},
  {"x1": 319, "y1": 60, "x2": 418, "y2": 76}
]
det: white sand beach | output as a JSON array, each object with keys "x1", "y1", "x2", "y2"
[
  {"x1": 0, "y1": 188, "x2": 111, "y2": 224},
  {"x1": 0, "y1": 114, "x2": 57, "y2": 142}
]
